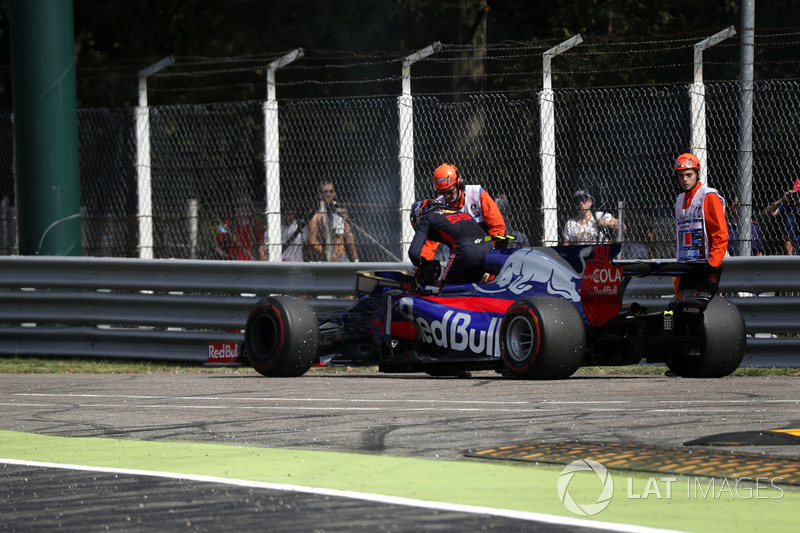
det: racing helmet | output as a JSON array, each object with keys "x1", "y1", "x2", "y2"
[
  {"x1": 674, "y1": 153, "x2": 701, "y2": 172},
  {"x1": 432, "y1": 163, "x2": 462, "y2": 191},
  {"x1": 410, "y1": 199, "x2": 448, "y2": 228},
  {"x1": 410, "y1": 199, "x2": 430, "y2": 228}
]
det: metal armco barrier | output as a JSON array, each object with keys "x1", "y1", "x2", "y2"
[
  {"x1": 0, "y1": 255, "x2": 798, "y2": 366},
  {"x1": 0, "y1": 257, "x2": 401, "y2": 362}
]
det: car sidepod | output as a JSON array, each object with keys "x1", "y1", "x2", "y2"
[{"x1": 394, "y1": 294, "x2": 509, "y2": 361}]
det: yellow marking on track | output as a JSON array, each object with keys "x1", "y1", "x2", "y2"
[
  {"x1": 468, "y1": 441, "x2": 800, "y2": 486},
  {"x1": 770, "y1": 428, "x2": 800, "y2": 437}
]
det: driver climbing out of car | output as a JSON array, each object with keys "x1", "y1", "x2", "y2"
[
  {"x1": 408, "y1": 199, "x2": 493, "y2": 287},
  {"x1": 668, "y1": 152, "x2": 728, "y2": 329},
  {"x1": 418, "y1": 163, "x2": 506, "y2": 262}
]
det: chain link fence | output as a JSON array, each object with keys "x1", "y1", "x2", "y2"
[{"x1": 1, "y1": 80, "x2": 799, "y2": 260}]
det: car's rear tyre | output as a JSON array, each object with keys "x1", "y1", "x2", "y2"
[
  {"x1": 244, "y1": 296, "x2": 318, "y2": 377},
  {"x1": 500, "y1": 297, "x2": 585, "y2": 379},
  {"x1": 665, "y1": 297, "x2": 745, "y2": 378}
]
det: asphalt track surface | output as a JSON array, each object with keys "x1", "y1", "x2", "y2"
[{"x1": 1, "y1": 370, "x2": 799, "y2": 532}]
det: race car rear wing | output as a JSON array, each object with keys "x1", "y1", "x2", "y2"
[{"x1": 616, "y1": 260, "x2": 707, "y2": 278}]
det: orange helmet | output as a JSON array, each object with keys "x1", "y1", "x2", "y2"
[
  {"x1": 674, "y1": 153, "x2": 701, "y2": 171},
  {"x1": 432, "y1": 163, "x2": 461, "y2": 191}
]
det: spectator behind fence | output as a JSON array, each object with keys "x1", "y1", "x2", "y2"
[
  {"x1": 763, "y1": 179, "x2": 800, "y2": 255},
  {"x1": 562, "y1": 188, "x2": 620, "y2": 245},
  {"x1": 726, "y1": 191, "x2": 765, "y2": 256},
  {"x1": 277, "y1": 206, "x2": 306, "y2": 262},
  {"x1": 306, "y1": 181, "x2": 359, "y2": 262},
  {"x1": 214, "y1": 195, "x2": 266, "y2": 261}
]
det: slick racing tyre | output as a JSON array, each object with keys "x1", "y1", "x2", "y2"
[
  {"x1": 500, "y1": 297, "x2": 586, "y2": 379},
  {"x1": 244, "y1": 296, "x2": 318, "y2": 377},
  {"x1": 665, "y1": 297, "x2": 745, "y2": 378}
]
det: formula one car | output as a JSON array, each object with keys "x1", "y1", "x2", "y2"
[{"x1": 243, "y1": 244, "x2": 746, "y2": 379}]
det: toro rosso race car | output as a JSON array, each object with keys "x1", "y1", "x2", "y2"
[{"x1": 243, "y1": 244, "x2": 745, "y2": 379}]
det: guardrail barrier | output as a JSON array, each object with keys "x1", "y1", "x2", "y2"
[{"x1": 0, "y1": 256, "x2": 798, "y2": 367}]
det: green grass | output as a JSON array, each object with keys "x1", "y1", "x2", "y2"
[
  {"x1": 0, "y1": 356, "x2": 231, "y2": 374},
  {"x1": 0, "y1": 356, "x2": 797, "y2": 376}
]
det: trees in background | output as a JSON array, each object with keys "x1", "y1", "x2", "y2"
[{"x1": 0, "y1": 0, "x2": 798, "y2": 109}]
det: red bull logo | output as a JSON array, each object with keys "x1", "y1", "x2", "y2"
[
  {"x1": 207, "y1": 342, "x2": 239, "y2": 364},
  {"x1": 397, "y1": 297, "x2": 502, "y2": 357}
]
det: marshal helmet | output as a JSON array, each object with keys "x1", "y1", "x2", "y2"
[
  {"x1": 674, "y1": 153, "x2": 701, "y2": 171},
  {"x1": 432, "y1": 163, "x2": 461, "y2": 191}
]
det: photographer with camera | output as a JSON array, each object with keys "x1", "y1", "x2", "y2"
[
  {"x1": 306, "y1": 181, "x2": 358, "y2": 262},
  {"x1": 764, "y1": 179, "x2": 800, "y2": 255}
]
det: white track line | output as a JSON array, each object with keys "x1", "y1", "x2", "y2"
[
  {"x1": 10, "y1": 393, "x2": 799, "y2": 404},
  {"x1": 3, "y1": 402, "x2": 797, "y2": 414}
]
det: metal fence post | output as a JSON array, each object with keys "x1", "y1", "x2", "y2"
[
  {"x1": 264, "y1": 49, "x2": 304, "y2": 262},
  {"x1": 398, "y1": 42, "x2": 441, "y2": 253},
  {"x1": 540, "y1": 35, "x2": 582, "y2": 246},
  {"x1": 187, "y1": 198, "x2": 198, "y2": 259},
  {"x1": 691, "y1": 26, "x2": 736, "y2": 182},
  {"x1": 738, "y1": 2, "x2": 756, "y2": 257},
  {"x1": 136, "y1": 56, "x2": 174, "y2": 259}
]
